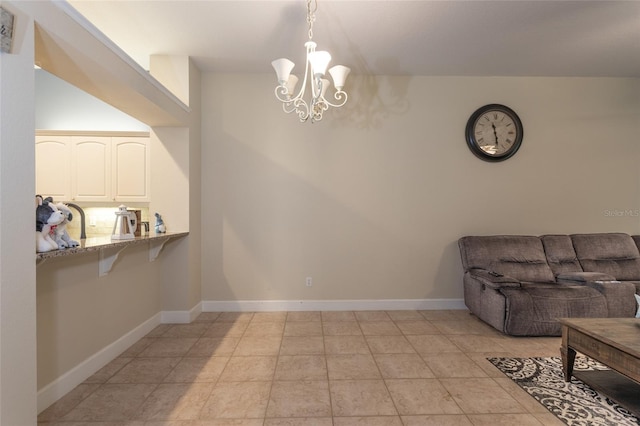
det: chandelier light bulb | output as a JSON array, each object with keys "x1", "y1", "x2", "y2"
[{"x1": 271, "y1": 0, "x2": 349, "y2": 123}]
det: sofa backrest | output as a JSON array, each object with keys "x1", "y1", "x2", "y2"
[
  {"x1": 571, "y1": 233, "x2": 640, "y2": 280},
  {"x1": 540, "y1": 234, "x2": 582, "y2": 275},
  {"x1": 458, "y1": 235, "x2": 555, "y2": 283},
  {"x1": 633, "y1": 235, "x2": 640, "y2": 252}
]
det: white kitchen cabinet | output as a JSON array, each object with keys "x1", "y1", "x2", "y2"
[
  {"x1": 35, "y1": 136, "x2": 72, "y2": 200},
  {"x1": 71, "y1": 136, "x2": 111, "y2": 201},
  {"x1": 36, "y1": 133, "x2": 150, "y2": 202},
  {"x1": 112, "y1": 137, "x2": 150, "y2": 201}
]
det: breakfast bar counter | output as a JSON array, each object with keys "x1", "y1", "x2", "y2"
[{"x1": 36, "y1": 232, "x2": 189, "y2": 276}]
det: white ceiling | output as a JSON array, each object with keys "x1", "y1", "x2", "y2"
[{"x1": 68, "y1": 0, "x2": 640, "y2": 77}]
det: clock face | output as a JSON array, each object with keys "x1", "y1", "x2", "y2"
[{"x1": 465, "y1": 104, "x2": 523, "y2": 162}]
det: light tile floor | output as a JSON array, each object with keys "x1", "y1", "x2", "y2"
[{"x1": 38, "y1": 310, "x2": 565, "y2": 425}]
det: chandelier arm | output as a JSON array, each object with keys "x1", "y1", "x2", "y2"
[
  {"x1": 282, "y1": 101, "x2": 296, "y2": 114},
  {"x1": 294, "y1": 98, "x2": 310, "y2": 122},
  {"x1": 305, "y1": 44, "x2": 316, "y2": 99},
  {"x1": 320, "y1": 91, "x2": 348, "y2": 108},
  {"x1": 281, "y1": 98, "x2": 310, "y2": 122},
  {"x1": 291, "y1": 79, "x2": 307, "y2": 104},
  {"x1": 276, "y1": 84, "x2": 307, "y2": 106},
  {"x1": 274, "y1": 85, "x2": 291, "y2": 103}
]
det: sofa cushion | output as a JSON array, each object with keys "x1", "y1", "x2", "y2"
[
  {"x1": 541, "y1": 234, "x2": 582, "y2": 275},
  {"x1": 571, "y1": 233, "x2": 640, "y2": 281},
  {"x1": 459, "y1": 236, "x2": 555, "y2": 283}
]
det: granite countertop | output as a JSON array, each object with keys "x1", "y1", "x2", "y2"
[{"x1": 36, "y1": 232, "x2": 189, "y2": 261}]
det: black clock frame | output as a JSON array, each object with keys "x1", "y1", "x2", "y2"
[{"x1": 465, "y1": 104, "x2": 523, "y2": 162}]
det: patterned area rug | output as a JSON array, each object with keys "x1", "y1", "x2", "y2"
[{"x1": 488, "y1": 356, "x2": 640, "y2": 426}]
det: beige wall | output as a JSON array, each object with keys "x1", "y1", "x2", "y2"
[
  {"x1": 36, "y1": 245, "x2": 163, "y2": 388},
  {"x1": 201, "y1": 74, "x2": 640, "y2": 302}
]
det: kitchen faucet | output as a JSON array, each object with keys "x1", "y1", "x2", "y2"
[{"x1": 65, "y1": 203, "x2": 86, "y2": 240}]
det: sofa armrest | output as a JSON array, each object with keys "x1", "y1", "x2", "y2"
[
  {"x1": 554, "y1": 272, "x2": 635, "y2": 316},
  {"x1": 578, "y1": 280, "x2": 637, "y2": 317},
  {"x1": 466, "y1": 269, "x2": 521, "y2": 290},
  {"x1": 556, "y1": 272, "x2": 616, "y2": 283}
]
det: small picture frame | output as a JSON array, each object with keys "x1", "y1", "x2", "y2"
[{"x1": 1, "y1": 6, "x2": 15, "y2": 54}]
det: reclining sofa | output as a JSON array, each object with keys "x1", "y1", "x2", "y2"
[{"x1": 458, "y1": 233, "x2": 640, "y2": 336}]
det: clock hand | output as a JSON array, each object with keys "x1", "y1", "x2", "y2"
[{"x1": 492, "y1": 123, "x2": 499, "y2": 146}]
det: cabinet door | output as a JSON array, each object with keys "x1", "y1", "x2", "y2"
[
  {"x1": 71, "y1": 136, "x2": 112, "y2": 201},
  {"x1": 35, "y1": 136, "x2": 72, "y2": 201},
  {"x1": 112, "y1": 137, "x2": 150, "y2": 202}
]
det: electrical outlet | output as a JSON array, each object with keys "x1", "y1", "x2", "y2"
[
  {"x1": 306, "y1": 277, "x2": 313, "y2": 287},
  {"x1": 89, "y1": 216, "x2": 97, "y2": 226}
]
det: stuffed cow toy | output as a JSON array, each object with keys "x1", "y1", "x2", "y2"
[
  {"x1": 36, "y1": 195, "x2": 65, "y2": 252},
  {"x1": 54, "y1": 202, "x2": 80, "y2": 248},
  {"x1": 50, "y1": 199, "x2": 80, "y2": 248}
]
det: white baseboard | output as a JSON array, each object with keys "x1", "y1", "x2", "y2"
[
  {"x1": 201, "y1": 298, "x2": 466, "y2": 312},
  {"x1": 161, "y1": 302, "x2": 202, "y2": 324},
  {"x1": 37, "y1": 312, "x2": 162, "y2": 414}
]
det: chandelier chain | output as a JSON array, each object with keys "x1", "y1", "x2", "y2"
[{"x1": 307, "y1": 0, "x2": 317, "y2": 40}]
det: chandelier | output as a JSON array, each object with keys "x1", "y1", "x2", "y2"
[{"x1": 271, "y1": 0, "x2": 350, "y2": 123}]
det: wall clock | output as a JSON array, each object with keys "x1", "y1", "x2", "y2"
[{"x1": 465, "y1": 104, "x2": 523, "y2": 162}]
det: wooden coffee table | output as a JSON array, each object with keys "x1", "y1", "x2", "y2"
[{"x1": 560, "y1": 317, "x2": 640, "y2": 415}]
